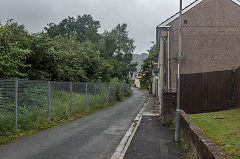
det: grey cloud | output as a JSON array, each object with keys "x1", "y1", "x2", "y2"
[{"x1": 0, "y1": 0, "x2": 195, "y2": 53}]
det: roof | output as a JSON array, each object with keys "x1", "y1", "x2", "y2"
[{"x1": 157, "y1": 0, "x2": 240, "y2": 27}]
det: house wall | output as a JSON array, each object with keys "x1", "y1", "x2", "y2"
[
  {"x1": 167, "y1": 0, "x2": 240, "y2": 92},
  {"x1": 135, "y1": 78, "x2": 141, "y2": 88},
  {"x1": 152, "y1": 75, "x2": 158, "y2": 95}
]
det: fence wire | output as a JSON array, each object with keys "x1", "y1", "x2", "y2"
[{"x1": 0, "y1": 79, "x2": 131, "y2": 138}]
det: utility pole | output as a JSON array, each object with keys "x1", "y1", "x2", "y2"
[{"x1": 175, "y1": 0, "x2": 183, "y2": 142}]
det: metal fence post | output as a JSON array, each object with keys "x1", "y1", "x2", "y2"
[
  {"x1": 70, "y1": 82, "x2": 72, "y2": 116},
  {"x1": 15, "y1": 80, "x2": 18, "y2": 128},
  {"x1": 121, "y1": 84, "x2": 124, "y2": 97},
  {"x1": 107, "y1": 85, "x2": 110, "y2": 104},
  {"x1": 125, "y1": 84, "x2": 128, "y2": 96},
  {"x1": 85, "y1": 82, "x2": 88, "y2": 112},
  {"x1": 125, "y1": 85, "x2": 127, "y2": 96},
  {"x1": 113, "y1": 84, "x2": 116, "y2": 101},
  {"x1": 94, "y1": 83, "x2": 97, "y2": 110},
  {"x1": 48, "y1": 81, "x2": 50, "y2": 120},
  {"x1": 102, "y1": 84, "x2": 105, "y2": 105}
]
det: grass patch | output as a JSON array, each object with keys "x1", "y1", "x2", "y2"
[{"x1": 189, "y1": 108, "x2": 240, "y2": 159}]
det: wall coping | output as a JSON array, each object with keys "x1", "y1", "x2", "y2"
[{"x1": 180, "y1": 110, "x2": 228, "y2": 159}]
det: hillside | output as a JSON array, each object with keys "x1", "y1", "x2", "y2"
[{"x1": 132, "y1": 53, "x2": 148, "y2": 77}]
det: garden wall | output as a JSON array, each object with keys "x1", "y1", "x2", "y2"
[
  {"x1": 180, "y1": 110, "x2": 227, "y2": 159},
  {"x1": 161, "y1": 92, "x2": 176, "y2": 124}
]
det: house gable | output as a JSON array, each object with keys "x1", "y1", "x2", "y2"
[
  {"x1": 171, "y1": 0, "x2": 240, "y2": 27},
  {"x1": 157, "y1": 0, "x2": 240, "y2": 92},
  {"x1": 158, "y1": 0, "x2": 240, "y2": 28},
  {"x1": 158, "y1": 0, "x2": 204, "y2": 27}
]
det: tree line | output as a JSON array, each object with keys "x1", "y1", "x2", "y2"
[
  {"x1": 0, "y1": 15, "x2": 137, "y2": 83},
  {"x1": 140, "y1": 44, "x2": 157, "y2": 89}
]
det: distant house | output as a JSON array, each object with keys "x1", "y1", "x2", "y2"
[
  {"x1": 132, "y1": 53, "x2": 148, "y2": 79},
  {"x1": 156, "y1": 0, "x2": 240, "y2": 105},
  {"x1": 134, "y1": 72, "x2": 143, "y2": 88}
]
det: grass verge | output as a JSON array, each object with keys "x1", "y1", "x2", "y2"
[
  {"x1": 0, "y1": 89, "x2": 132, "y2": 144},
  {"x1": 189, "y1": 108, "x2": 240, "y2": 159}
]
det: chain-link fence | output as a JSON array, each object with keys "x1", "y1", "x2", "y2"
[{"x1": 0, "y1": 79, "x2": 131, "y2": 138}]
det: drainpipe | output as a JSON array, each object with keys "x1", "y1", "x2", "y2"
[
  {"x1": 167, "y1": 31, "x2": 170, "y2": 91},
  {"x1": 156, "y1": 26, "x2": 170, "y2": 113},
  {"x1": 156, "y1": 26, "x2": 161, "y2": 98},
  {"x1": 159, "y1": 32, "x2": 164, "y2": 112}
]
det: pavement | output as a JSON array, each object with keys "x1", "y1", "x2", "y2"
[
  {"x1": 0, "y1": 88, "x2": 147, "y2": 159},
  {"x1": 124, "y1": 95, "x2": 186, "y2": 159}
]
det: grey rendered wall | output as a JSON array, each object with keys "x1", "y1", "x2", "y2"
[{"x1": 168, "y1": 0, "x2": 240, "y2": 92}]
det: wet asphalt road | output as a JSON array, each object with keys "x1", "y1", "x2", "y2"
[{"x1": 0, "y1": 88, "x2": 147, "y2": 159}]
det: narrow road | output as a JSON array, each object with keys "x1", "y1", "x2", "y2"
[{"x1": 0, "y1": 88, "x2": 147, "y2": 159}]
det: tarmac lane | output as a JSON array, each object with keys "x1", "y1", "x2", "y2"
[{"x1": 0, "y1": 88, "x2": 147, "y2": 159}]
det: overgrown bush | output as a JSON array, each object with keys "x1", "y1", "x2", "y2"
[
  {"x1": 0, "y1": 18, "x2": 136, "y2": 84},
  {"x1": 115, "y1": 85, "x2": 123, "y2": 101}
]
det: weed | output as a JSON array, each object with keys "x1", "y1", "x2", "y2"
[{"x1": 166, "y1": 116, "x2": 175, "y2": 131}]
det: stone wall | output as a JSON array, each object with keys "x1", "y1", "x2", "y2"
[
  {"x1": 161, "y1": 91, "x2": 228, "y2": 158},
  {"x1": 180, "y1": 110, "x2": 227, "y2": 159},
  {"x1": 161, "y1": 92, "x2": 176, "y2": 124}
]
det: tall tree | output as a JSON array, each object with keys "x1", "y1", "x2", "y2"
[
  {"x1": 0, "y1": 17, "x2": 137, "y2": 84},
  {"x1": 101, "y1": 23, "x2": 137, "y2": 81},
  {"x1": 0, "y1": 20, "x2": 30, "y2": 78},
  {"x1": 44, "y1": 15, "x2": 101, "y2": 43},
  {"x1": 140, "y1": 44, "x2": 157, "y2": 89}
]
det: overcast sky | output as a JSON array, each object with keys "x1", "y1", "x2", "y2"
[{"x1": 0, "y1": 0, "x2": 195, "y2": 54}]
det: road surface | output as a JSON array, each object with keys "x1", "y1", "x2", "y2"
[{"x1": 0, "y1": 88, "x2": 147, "y2": 159}]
